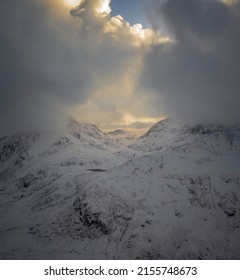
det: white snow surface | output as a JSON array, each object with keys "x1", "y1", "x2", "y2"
[{"x1": 0, "y1": 119, "x2": 240, "y2": 259}]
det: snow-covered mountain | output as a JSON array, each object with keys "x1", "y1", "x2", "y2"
[
  {"x1": 0, "y1": 119, "x2": 239, "y2": 259},
  {"x1": 108, "y1": 129, "x2": 136, "y2": 140}
]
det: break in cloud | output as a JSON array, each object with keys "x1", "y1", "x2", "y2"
[{"x1": 141, "y1": 0, "x2": 240, "y2": 125}]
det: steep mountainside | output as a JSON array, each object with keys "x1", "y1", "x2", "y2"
[{"x1": 0, "y1": 119, "x2": 239, "y2": 259}]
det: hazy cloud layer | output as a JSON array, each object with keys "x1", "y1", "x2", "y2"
[
  {"x1": 1, "y1": 0, "x2": 239, "y2": 136},
  {"x1": 0, "y1": 0, "x2": 157, "y2": 135},
  {"x1": 141, "y1": 0, "x2": 240, "y2": 124},
  {"x1": 0, "y1": 0, "x2": 89, "y2": 134}
]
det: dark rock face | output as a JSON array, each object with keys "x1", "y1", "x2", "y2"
[
  {"x1": 72, "y1": 186, "x2": 134, "y2": 243},
  {"x1": 0, "y1": 133, "x2": 38, "y2": 166},
  {"x1": 218, "y1": 193, "x2": 238, "y2": 217},
  {"x1": 73, "y1": 197, "x2": 111, "y2": 235}
]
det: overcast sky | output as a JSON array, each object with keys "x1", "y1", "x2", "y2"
[{"x1": 0, "y1": 0, "x2": 239, "y2": 135}]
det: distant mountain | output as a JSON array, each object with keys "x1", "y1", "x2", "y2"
[
  {"x1": 108, "y1": 129, "x2": 136, "y2": 140},
  {"x1": 0, "y1": 119, "x2": 239, "y2": 259}
]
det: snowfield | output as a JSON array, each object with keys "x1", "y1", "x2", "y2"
[{"x1": 0, "y1": 119, "x2": 239, "y2": 259}]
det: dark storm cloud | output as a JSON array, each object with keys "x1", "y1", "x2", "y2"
[
  {"x1": 0, "y1": 1, "x2": 87, "y2": 100},
  {"x1": 0, "y1": 0, "x2": 92, "y2": 134},
  {"x1": 141, "y1": 0, "x2": 240, "y2": 124}
]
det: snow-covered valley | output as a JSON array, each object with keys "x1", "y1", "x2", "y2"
[{"x1": 0, "y1": 119, "x2": 240, "y2": 259}]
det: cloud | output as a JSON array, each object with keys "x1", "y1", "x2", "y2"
[
  {"x1": 0, "y1": 0, "x2": 163, "y2": 135},
  {"x1": 0, "y1": 0, "x2": 91, "y2": 134},
  {"x1": 141, "y1": 0, "x2": 240, "y2": 125},
  {"x1": 2, "y1": 0, "x2": 238, "y2": 136}
]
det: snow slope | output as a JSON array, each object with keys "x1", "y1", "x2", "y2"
[{"x1": 0, "y1": 119, "x2": 239, "y2": 259}]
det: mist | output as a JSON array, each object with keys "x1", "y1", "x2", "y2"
[
  {"x1": 141, "y1": 0, "x2": 240, "y2": 125},
  {"x1": 0, "y1": 0, "x2": 153, "y2": 135}
]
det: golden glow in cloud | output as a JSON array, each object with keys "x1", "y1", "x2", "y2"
[
  {"x1": 61, "y1": 0, "x2": 170, "y2": 132},
  {"x1": 64, "y1": 0, "x2": 80, "y2": 8},
  {"x1": 95, "y1": 0, "x2": 111, "y2": 15},
  {"x1": 64, "y1": 0, "x2": 111, "y2": 14},
  {"x1": 223, "y1": 0, "x2": 238, "y2": 4},
  {"x1": 122, "y1": 114, "x2": 160, "y2": 126},
  {"x1": 103, "y1": 15, "x2": 169, "y2": 47}
]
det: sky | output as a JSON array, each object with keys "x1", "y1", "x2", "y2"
[
  {"x1": 110, "y1": 0, "x2": 148, "y2": 27},
  {"x1": 0, "y1": 0, "x2": 240, "y2": 136}
]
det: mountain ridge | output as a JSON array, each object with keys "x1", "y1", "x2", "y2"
[{"x1": 0, "y1": 119, "x2": 239, "y2": 259}]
